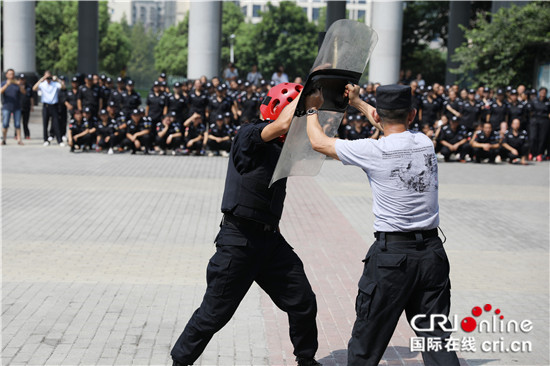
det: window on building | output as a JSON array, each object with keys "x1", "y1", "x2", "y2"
[
  {"x1": 253, "y1": 4, "x2": 261, "y2": 17},
  {"x1": 241, "y1": 5, "x2": 247, "y2": 16},
  {"x1": 358, "y1": 9, "x2": 365, "y2": 21},
  {"x1": 312, "y1": 7, "x2": 320, "y2": 21}
]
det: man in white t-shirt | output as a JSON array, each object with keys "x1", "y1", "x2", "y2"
[{"x1": 305, "y1": 84, "x2": 459, "y2": 366}]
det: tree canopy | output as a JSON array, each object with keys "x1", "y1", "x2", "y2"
[{"x1": 451, "y1": 2, "x2": 550, "y2": 87}]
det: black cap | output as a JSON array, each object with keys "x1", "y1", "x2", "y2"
[
  {"x1": 174, "y1": 82, "x2": 181, "y2": 88},
  {"x1": 59, "y1": 75, "x2": 66, "y2": 81},
  {"x1": 496, "y1": 89, "x2": 504, "y2": 95},
  {"x1": 83, "y1": 107, "x2": 91, "y2": 113},
  {"x1": 244, "y1": 81, "x2": 251, "y2": 88},
  {"x1": 153, "y1": 81, "x2": 160, "y2": 86},
  {"x1": 86, "y1": 74, "x2": 93, "y2": 80},
  {"x1": 347, "y1": 115, "x2": 354, "y2": 121},
  {"x1": 511, "y1": 89, "x2": 518, "y2": 95},
  {"x1": 216, "y1": 114, "x2": 223, "y2": 120},
  {"x1": 106, "y1": 77, "x2": 112, "y2": 83},
  {"x1": 224, "y1": 111, "x2": 231, "y2": 118},
  {"x1": 160, "y1": 72, "x2": 167, "y2": 79},
  {"x1": 355, "y1": 115, "x2": 363, "y2": 121},
  {"x1": 138, "y1": 107, "x2": 145, "y2": 114},
  {"x1": 375, "y1": 85, "x2": 412, "y2": 110},
  {"x1": 237, "y1": 79, "x2": 243, "y2": 85},
  {"x1": 100, "y1": 74, "x2": 106, "y2": 80},
  {"x1": 99, "y1": 109, "x2": 107, "y2": 115},
  {"x1": 530, "y1": 88, "x2": 537, "y2": 95},
  {"x1": 506, "y1": 85, "x2": 513, "y2": 92},
  {"x1": 260, "y1": 79, "x2": 266, "y2": 86},
  {"x1": 205, "y1": 82, "x2": 213, "y2": 89},
  {"x1": 483, "y1": 87, "x2": 490, "y2": 93},
  {"x1": 117, "y1": 76, "x2": 124, "y2": 83},
  {"x1": 131, "y1": 109, "x2": 140, "y2": 115},
  {"x1": 426, "y1": 85, "x2": 433, "y2": 92},
  {"x1": 19, "y1": 73, "x2": 26, "y2": 79},
  {"x1": 221, "y1": 83, "x2": 228, "y2": 90},
  {"x1": 127, "y1": 80, "x2": 134, "y2": 86},
  {"x1": 468, "y1": 88, "x2": 475, "y2": 94},
  {"x1": 451, "y1": 116, "x2": 460, "y2": 123},
  {"x1": 72, "y1": 76, "x2": 78, "y2": 82},
  {"x1": 108, "y1": 101, "x2": 116, "y2": 107},
  {"x1": 216, "y1": 85, "x2": 224, "y2": 92},
  {"x1": 269, "y1": 80, "x2": 276, "y2": 87},
  {"x1": 161, "y1": 81, "x2": 167, "y2": 87},
  {"x1": 169, "y1": 111, "x2": 177, "y2": 117}
]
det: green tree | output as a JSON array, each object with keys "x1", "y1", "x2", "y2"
[
  {"x1": 233, "y1": 22, "x2": 259, "y2": 75},
  {"x1": 35, "y1": 1, "x2": 72, "y2": 73},
  {"x1": 220, "y1": 2, "x2": 245, "y2": 71},
  {"x1": 154, "y1": 13, "x2": 189, "y2": 76},
  {"x1": 451, "y1": 2, "x2": 550, "y2": 87},
  {"x1": 127, "y1": 21, "x2": 158, "y2": 87},
  {"x1": 253, "y1": 1, "x2": 318, "y2": 80},
  {"x1": 100, "y1": 22, "x2": 131, "y2": 75}
]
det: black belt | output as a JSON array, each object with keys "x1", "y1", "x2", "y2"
[
  {"x1": 222, "y1": 213, "x2": 277, "y2": 232},
  {"x1": 374, "y1": 228, "x2": 438, "y2": 242}
]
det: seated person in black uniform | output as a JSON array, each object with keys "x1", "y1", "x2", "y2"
[
  {"x1": 207, "y1": 114, "x2": 232, "y2": 156},
  {"x1": 155, "y1": 111, "x2": 182, "y2": 155},
  {"x1": 436, "y1": 116, "x2": 469, "y2": 162},
  {"x1": 125, "y1": 109, "x2": 153, "y2": 154},
  {"x1": 95, "y1": 109, "x2": 114, "y2": 152},
  {"x1": 501, "y1": 118, "x2": 529, "y2": 165},
  {"x1": 469, "y1": 121, "x2": 501, "y2": 163},
  {"x1": 183, "y1": 112, "x2": 208, "y2": 156},
  {"x1": 67, "y1": 109, "x2": 92, "y2": 152},
  {"x1": 345, "y1": 115, "x2": 371, "y2": 140},
  {"x1": 171, "y1": 82, "x2": 321, "y2": 366}
]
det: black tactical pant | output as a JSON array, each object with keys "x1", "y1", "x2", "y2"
[
  {"x1": 473, "y1": 147, "x2": 498, "y2": 163},
  {"x1": 348, "y1": 233, "x2": 459, "y2": 366},
  {"x1": 439, "y1": 144, "x2": 467, "y2": 162},
  {"x1": 171, "y1": 216, "x2": 318, "y2": 365}
]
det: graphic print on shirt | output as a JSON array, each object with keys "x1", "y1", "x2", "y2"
[{"x1": 387, "y1": 146, "x2": 438, "y2": 193}]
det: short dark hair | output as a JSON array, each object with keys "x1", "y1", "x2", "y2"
[{"x1": 376, "y1": 107, "x2": 411, "y2": 123}]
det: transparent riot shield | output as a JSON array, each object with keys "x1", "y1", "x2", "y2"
[{"x1": 269, "y1": 19, "x2": 378, "y2": 187}]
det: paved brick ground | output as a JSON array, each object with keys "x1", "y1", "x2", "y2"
[{"x1": 2, "y1": 111, "x2": 548, "y2": 365}]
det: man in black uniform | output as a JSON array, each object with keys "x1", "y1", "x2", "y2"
[
  {"x1": 78, "y1": 74, "x2": 101, "y2": 118},
  {"x1": 420, "y1": 86, "x2": 441, "y2": 128},
  {"x1": 183, "y1": 112, "x2": 208, "y2": 156},
  {"x1": 501, "y1": 118, "x2": 529, "y2": 165},
  {"x1": 469, "y1": 121, "x2": 501, "y2": 163},
  {"x1": 236, "y1": 82, "x2": 261, "y2": 124},
  {"x1": 171, "y1": 83, "x2": 320, "y2": 366},
  {"x1": 125, "y1": 109, "x2": 153, "y2": 154},
  {"x1": 65, "y1": 77, "x2": 80, "y2": 117},
  {"x1": 306, "y1": 83, "x2": 459, "y2": 366},
  {"x1": 95, "y1": 109, "x2": 114, "y2": 152},
  {"x1": 168, "y1": 82, "x2": 188, "y2": 122},
  {"x1": 461, "y1": 89, "x2": 483, "y2": 133},
  {"x1": 109, "y1": 110, "x2": 129, "y2": 154},
  {"x1": 487, "y1": 89, "x2": 509, "y2": 137},
  {"x1": 507, "y1": 89, "x2": 527, "y2": 131},
  {"x1": 437, "y1": 116, "x2": 469, "y2": 162},
  {"x1": 146, "y1": 81, "x2": 167, "y2": 124},
  {"x1": 207, "y1": 114, "x2": 232, "y2": 156},
  {"x1": 19, "y1": 74, "x2": 33, "y2": 139},
  {"x1": 345, "y1": 115, "x2": 371, "y2": 140},
  {"x1": 109, "y1": 77, "x2": 126, "y2": 111},
  {"x1": 122, "y1": 80, "x2": 142, "y2": 118},
  {"x1": 67, "y1": 109, "x2": 92, "y2": 152},
  {"x1": 208, "y1": 85, "x2": 233, "y2": 124},
  {"x1": 155, "y1": 111, "x2": 182, "y2": 155},
  {"x1": 100, "y1": 77, "x2": 113, "y2": 110},
  {"x1": 527, "y1": 87, "x2": 550, "y2": 161}
]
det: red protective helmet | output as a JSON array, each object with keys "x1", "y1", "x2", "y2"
[{"x1": 260, "y1": 82, "x2": 303, "y2": 121}]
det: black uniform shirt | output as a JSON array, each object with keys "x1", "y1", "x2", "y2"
[
  {"x1": 237, "y1": 93, "x2": 260, "y2": 122},
  {"x1": 438, "y1": 124, "x2": 468, "y2": 144},
  {"x1": 168, "y1": 94, "x2": 188, "y2": 120},
  {"x1": 68, "y1": 118, "x2": 90, "y2": 134},
  {"x1": 503, "y1": 129, "x2": 528, "y2": 149},
  {"x1": 529, "y1": 98, "x2": 550, "y2": 122},
  {"x1": 66, "y1": 89, "x2": 79, "y2": 110},
  {"x1": 100, "y1": 86, "x2": 112, "y2": 108},
  {"x1": 189, "y1": 90, "x2": 209, "y2": 116},
  {"x1": 443, "y1": 98, "x2": 463, "y2": 120},
  {"x1": 488, "y1": 100, "x2": 509, "y2": 127},
  {"x1": 121, "y1": 91, "x2": 142, "y2": 115},
  {"x1": 114, "y1": 114, "x2": 128, "y2": 134},
  {"x1": 508, "y1": 101, "x2": 527, "y2": 124},
  {"x1": 209, "y1": 123, "x2": 231, "y2": 138},
  {"x1": 421, "y1": 97, "x2": 441, "y2": 125},
  {"x1": 109, "y1": 90, "x2": 124, "y2": 110},
  {"x1": 147, "y1": 92, "x2": 166, "y2": 121},
  {"x1": 187, "y1": 123, "x2": 207, "y2": 140},
  {"x1": 461, "y1": 100, "x2": 483, "y2": 130},
  {"x1": 474, "y1": 130, "x2": 500, "y2": 145},
  {"x1": 209, "y1": 95, "x2": 233, "y2": 120},
  {"x1": 345, "y1": 125, "x2": 370, "y2": 140},
  {"x1": 20, "y1": 84, "x2": 33, "y2": 110},
  {"x1": 78, "y1": 85, "x2": 100, "y2": 108},
  {"x1": 96, "y1": 120, "x2": 114, "y2": 137}
]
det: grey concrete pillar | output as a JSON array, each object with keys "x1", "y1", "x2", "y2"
[
  {"x1": 368, "y1": 1, "x2": 403, "y2": 84},
  {"x1": 446, "y1": 1, "x2": 470, "y2": 86},
  {"x1": 78, "y1": 1, "x2": 99, "y2": 75},
  {"x1": 326, "y1": 1, "x2": 346, "y2": 31},
  {"x1": 187, "y1": 1, "x2": 222, "y2": 80},
  {"x1": 2, "y1": 1, "x2": 36, "y2": 74}
]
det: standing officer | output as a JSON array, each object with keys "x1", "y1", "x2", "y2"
[
  {"x1": 19, "y1": 74, "x2": 33, "y2": 140},
  {"x1": 146, "y1": 81, "x2": 167, "y2": 124},
  {"x1": 77, "y1": 74, "x2": 101, "y2": 117},
  {"x1": 109, "y1": 77, "x2": 126, "y2": 111},
  {"x1": 528, "y1": 87, "x2": 550, "y2": 161},
  {"x1": 306, "y1": 83, "x2": 459, "y2": 366},
  {"x1": 171, "y1": 83, "x2": 320, "y2": 366},
  {"x1": 461, "y1": 89, "x2": 483, "y2": 133},
  {"x1": 121, "y1": 80, "x2": 141, "y2": 118},
  {"x1": 65, "y1": 77, "x2": 80, "y2": 117}
]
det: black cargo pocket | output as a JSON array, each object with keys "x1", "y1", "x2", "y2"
[
  {"x1": 206, "y1": 252, "x2": 232, "y2": 296},
  {"x1": 355, "y1": 276, "x2": 376, "y2": 320},
  {"x1": 215, "y1": 225, "x2": 248, "y2": 247},
  {"x1": 430, "y1": 248, "x2": 450, "y2": 285},
  {"x1": 377, "y1": 253, "x2": 406, "y2": 268}
]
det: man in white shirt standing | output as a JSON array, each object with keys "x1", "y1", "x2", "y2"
[
  {"x1": 305, "y1": 84, "x2": 459, "y2": 366},
  {"x1": 33, "y1": 70, "x2": 64, "y2": 146}
]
